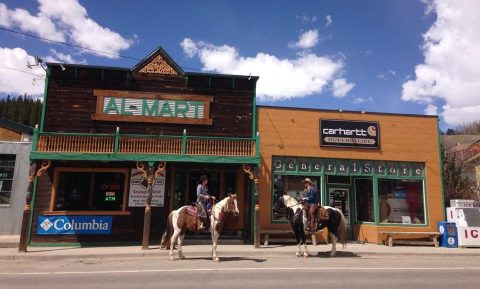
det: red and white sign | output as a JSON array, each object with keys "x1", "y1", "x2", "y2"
[{"x1": 458, "y1": 227, "x2": 480, "y2": 247}]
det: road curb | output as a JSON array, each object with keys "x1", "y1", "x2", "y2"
[{"x1": 5, "y1": 249, "x2": 480, "y2": 262}]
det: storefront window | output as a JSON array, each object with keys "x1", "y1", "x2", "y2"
[
  {"x1": 272, "y1": 175, "x2": 320, "y2": 222},
  {"x1": 378, "y1": 179, "x2": 424, "y2": 224},
  {"x1": 0, "y1": 154, "x2": 16, "y2": 205},
  {"x1": 354, "y1": 178, "x2": 374, "y2": 222},
  {"x1": 55, "y1": 170, "x2": 126, "y2": 211}
]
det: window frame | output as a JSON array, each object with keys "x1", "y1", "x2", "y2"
[
  {"x1": 376, "y1": 177, "x2": 427, "y2": 226},
  {"x1": 0, "y1": 154, "x2": 17, "y2": 207},
  {"x1": 270, "y1": 173, "x2": 323, "y2": 224},
  {"x1": 45, "y1": 167, "x2": 130, "y2": 216}
]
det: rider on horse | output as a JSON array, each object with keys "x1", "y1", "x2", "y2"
[
  {"x1": 301, "y1": 178, "x2": 318, "y2": 233},
  {"x1": 197, "y1": 175, "x2": 214, "y2": 230}
]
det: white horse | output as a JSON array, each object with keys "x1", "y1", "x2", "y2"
[
  {"x1": 160, "y1": 194, "x2": 239, "y2": 262},
  {"x1": 273, "y1": 195, "x2": 347, "y2": 257}
]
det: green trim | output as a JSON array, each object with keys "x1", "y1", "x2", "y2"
[
  {"x1": 114, "y1": 128, "x2": 120, "y2": 153},
  {"x1": 252, "y1": 84, "x2": 257, "y2": 138},
  {"x1": 30, "y1": 152, "x2": 260, "y2": 164},
  {"x1": 373, "y1": 176, "x2": 380, "y2": 224},
  {"x1": 250, "y1": 181, "x2": 255, "y2": 244},
  {"x1": 39, "y1": 67, "x2": 50, "y2": 133},
  {"x1": 437, "y1": 118, "x2": 446, "y2": 221},
  {"x1": 27, "y1": 175, "x2": 38, "y2": 245},
  {"x1": 32, "y1": 126, "x2": 39, "y2": 152}
]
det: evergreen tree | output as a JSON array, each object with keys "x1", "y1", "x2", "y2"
[{"x1": 0, "y1": 94, "x2": 42, "y2": 127}]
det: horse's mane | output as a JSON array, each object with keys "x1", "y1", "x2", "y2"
[
  {"x1": 282, "y1": 195, "x2": 300, "y2": 208},
  {"x1": 214, "y1": 194, "x2": 237, "y2": 210}
]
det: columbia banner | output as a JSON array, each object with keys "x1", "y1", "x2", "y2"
[
  {"x1": 320, "y1": 119, "x2": 380, "y2": 149},
  {"x1": 37, "y1": 216, "x2": 113, "y2": 235}
]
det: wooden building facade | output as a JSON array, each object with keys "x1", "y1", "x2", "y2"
[{"x1": 26, "y1": 48, "x2": 260, "y2": 245}]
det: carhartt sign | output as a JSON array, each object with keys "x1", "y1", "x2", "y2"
[{"x1": 320, "y1": 119, "x2": 380, "y2": 149}]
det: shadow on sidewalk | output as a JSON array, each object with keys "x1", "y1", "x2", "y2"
[
  {"x1": 314, "y1": 251, "x2": 361, "y2": 258},
  {"x1": 180, "y1": 256, "x2": 267, "y2": 263}
]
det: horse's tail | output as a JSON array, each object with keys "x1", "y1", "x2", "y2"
[
  {"x1": 160, "y1": 211, "x2": 174, "y2": 250},
  {"x1": 337, "y1": 210, "x2": 347, "y2": 248}
]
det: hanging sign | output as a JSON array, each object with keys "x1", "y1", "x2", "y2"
[
  {"x1": 128, "y1": 168, "x2": 166, "y2": 207},
  {"x1": 92, "y1": 89, "x2": 213, "y2": 125},
  {"x1": 320, "y1": 119, "x2": 380, "y2": 149}
]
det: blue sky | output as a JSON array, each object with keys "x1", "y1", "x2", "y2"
[{"x1": 1, "y1": 0, "x2": 479, "y2": 131}]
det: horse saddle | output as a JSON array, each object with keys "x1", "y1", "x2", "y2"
[{"x1": 186, "y1": 205, "x2": 199, "y2": 217}]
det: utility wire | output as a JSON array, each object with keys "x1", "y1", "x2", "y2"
[
  {"x1": 0, "y1": 27, "x2": 141, "y2": 60},
  {"x1": 0, "y1": 27, "x2": 205, "y2": 71},
  {"x1": 0, "y1": 65, "x2": 44, "y2": 77}
]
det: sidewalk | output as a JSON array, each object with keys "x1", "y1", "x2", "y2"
[{"x1": 1, "y1": 238, "x2": 479, "y2": 261}]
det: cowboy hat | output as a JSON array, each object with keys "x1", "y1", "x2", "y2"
[{"x1": 301, "y1": 178, "x2": 314, "y2": 185}]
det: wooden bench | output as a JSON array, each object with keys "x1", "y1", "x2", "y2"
[
  {"x1": 379, "y1": 231, "x2": 440, "y2": 247},
  {"x1": 261, "y1": 230, "x2": 326, "y2": 246}
]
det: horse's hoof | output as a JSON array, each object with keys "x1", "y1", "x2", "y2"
[
  {"x1": 179, "y1": 255, "x2": 186, "y2": 260},
  {"x1": 296, "y1": 252, "x2": 301, "y2": 257},
  {"x1": 330, "y1": 253, "x2": 336, "y2": 257},
  {"x1": 304, "y1": 253, "x2": 309, "y2": 258},
  {"x1": 214, "y1": 257, "x2": 220, "y2": 262},
  {"x1": 169, "y1": 256, "x2": 175, "y2": 261}
]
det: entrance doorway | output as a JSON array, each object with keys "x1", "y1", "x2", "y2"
[
  {"x1": 169, "y1": 164, "x2": 249, "y2": 242},
  {"x1": 326, "y1": 175, "x2": 352, "y2": 239}
]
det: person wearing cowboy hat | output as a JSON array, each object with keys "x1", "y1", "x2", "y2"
[
  {"x1": 197, "y1": 175, "x2": 214, "y2": 229},
  {"x1": 301, "y1": 178, "x2": 318, "y2": 232}
]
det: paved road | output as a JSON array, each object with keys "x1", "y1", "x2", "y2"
[{"x1": 1, "y1": 254, "x2": 479, "y2": 289}]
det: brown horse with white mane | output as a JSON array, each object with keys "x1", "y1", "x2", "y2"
[{"x1": 160, "y1": 194, "x2": 239, "y2": 262}]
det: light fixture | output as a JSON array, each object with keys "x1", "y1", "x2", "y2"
[
  {"x1": 60, "y1": 60, "x2": 66, "y2": 71},
  {"x1": 26, "y1": 54, "x2": 46, "y2": 71}
]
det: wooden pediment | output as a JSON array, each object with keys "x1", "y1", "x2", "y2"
[{"x1": 132, "y1": 47, "x2": 184, "y2": 76}]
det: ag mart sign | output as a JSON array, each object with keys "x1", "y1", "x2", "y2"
[{"x1": 92, "y1": 89, "x2": 213, "y2": 125}]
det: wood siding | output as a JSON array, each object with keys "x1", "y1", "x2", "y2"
[
  {"x1": 43, "y1": 67, "x2": 255, "y2": 138},
  {"x1": 257, "y1": 107, "x2": 443, "y2": 244},
  {"x1": 0, "y1": 127, "x2": 21, "y2": 141}
]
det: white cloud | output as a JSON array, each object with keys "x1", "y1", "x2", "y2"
[
  {"x1": 0, "y1": 47, "x2": 45, "y2": 96},
  {"x1": 325, "y1": 15, "x2": 332, "y2": 27},
  {"x1": 297, "y1": 15, "x2": 317, "y2": 23},
  {"x1": 181, "y1": 38, "x2": 351, "y2": 101},
  {"x1": 401, "y1": 0, "x2": 480, "y2": 126},
  {"x1": 388, "y1": 69, "x2": 396, "y2": 76},
  {"x1": 353, "y1": 97, "x2": 373, "y2": 104},
  {"x1": 332, "y1": 78, "x2": 355, "y2": 98},
  {"x1": 289, "y1": 29, "x2": 319, "y2": 49},
  {"x1": 424, "y1": 104, "x2": 438, "y2": 115},
  {"x1": 0, "y1": 0, "x2": 132, "y2": 58},
  {"x1": 45, "y1": 49, "x2": 87, "y2": 64}
]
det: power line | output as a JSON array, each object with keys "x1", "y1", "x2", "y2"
[
  {"x1": 0, "y1": 27, "x2": 142, "y2": 61},
  {"x1": 0, "y1": 65, "x2": 45, "y2": 77},
  {"x1": 0, "y1": 27, "x2": 206, "y2": 72}
]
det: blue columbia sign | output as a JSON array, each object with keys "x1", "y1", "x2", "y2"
[{"x1": 37, "y1": 216, "x2": 113, "y2": 235}]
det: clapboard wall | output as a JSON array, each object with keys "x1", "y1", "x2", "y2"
[{"x1": 43, "y1": 66, "x2": 256, "y2": 137}]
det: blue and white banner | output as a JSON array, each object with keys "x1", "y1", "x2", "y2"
[{"x1": 37, "y1": 216, "x2": 112, "y2": 235}]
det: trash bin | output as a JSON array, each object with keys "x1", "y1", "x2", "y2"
[{"x1": 438, "y1": 221, "x2": 458, "y2": 248}]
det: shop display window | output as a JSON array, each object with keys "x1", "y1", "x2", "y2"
[
  {"x1": 53, "y1": 169, "x2": 127, "y2": 212},
  {"x1": 272, "y1": 175, "x2": 320, "y2": 222},
  {"x1": 378, "y1": 179, "x2": 425, "y2": 224},
  {"x1": 0, "y1": 154, "x2": 16, "y2": 205},
  {"x1": 354, "y1": 178, "x2": 374, "y2": 222}
]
